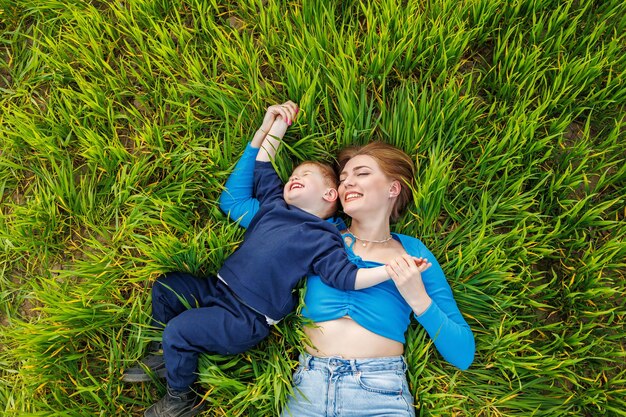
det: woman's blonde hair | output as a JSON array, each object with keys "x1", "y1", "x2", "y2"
[{"x1": 337, "y1": 142, "x2": 415, "y2": 221}]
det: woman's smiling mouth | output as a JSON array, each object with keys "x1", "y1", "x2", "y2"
[{"x1": 344, "y1": 192, "x2": 363, "y2": 202}]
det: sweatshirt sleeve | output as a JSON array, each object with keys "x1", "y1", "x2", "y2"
[
  {"x1": 413, "y1": 244, "x2": 475, "y2": 370},
  {"x1": 253, "y1": 161, "x2": 285, "y2": 205},
  {"x1": 311, "y1": 233, "x2": 359, "y2": 291},
  {"x1": 218, "y1": 143, "x2": 261, "y2": 229}
]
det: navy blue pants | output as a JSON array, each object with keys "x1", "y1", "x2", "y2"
[{"x1": 151, "y1": 272, "x2": 270, "y2": 390}]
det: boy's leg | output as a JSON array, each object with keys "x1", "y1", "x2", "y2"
[
  {"x1": 123, "y1": 272, "x2": 214, "y2": 383},
  {"x1": 162, "y1": 280, "x2": 271, "y2": 390},
  {"x1": 146, "y1": 282, "x2": 270, "y2": 416},
  {"x1": 151, "y1": 272, "x2": 214, "y2": 328}
]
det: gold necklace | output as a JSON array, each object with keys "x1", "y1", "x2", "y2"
[{"x1": 346, "y1": 228, "x2": 393, "y2": 247}]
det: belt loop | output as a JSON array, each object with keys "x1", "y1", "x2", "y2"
[
  {"x1": 302, "y1": 353, "x2": 313, "y2": 369},
  {"x1": 350, "y1": 359, "x2": 358, "y2": 373}
]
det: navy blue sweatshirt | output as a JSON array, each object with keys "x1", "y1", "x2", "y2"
[{"x1": 218, "y1": 161, "x2": 358, "y2": 321}]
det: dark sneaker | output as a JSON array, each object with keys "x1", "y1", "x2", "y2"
[
  {"x1": 122, "y1": 342, "x2": 167, "y2": 382},
  {"x1": 144, "y1": 386, "x2": 206, "y2": 417}
]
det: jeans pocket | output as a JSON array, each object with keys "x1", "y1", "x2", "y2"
[{"x1": 356, "y1": 370, "x2": 405, "y2": 395}]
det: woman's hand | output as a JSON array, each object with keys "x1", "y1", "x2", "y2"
[
  {"x1": 255, "y1": 101, "x2": 300, "y2": 160},
  {"x1": 260, "y1": 101, "x2": 299, "y2": 130},
  {"x1": 253, "y1": 101, "x2": 299, "y2": 148},
  {"x1": 385, "y1": 255, "x2": 433, "y2": 315}
]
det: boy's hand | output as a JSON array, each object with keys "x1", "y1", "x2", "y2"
[{"x1": 412, "y1": 257, "x2": 430, "y2": 269}]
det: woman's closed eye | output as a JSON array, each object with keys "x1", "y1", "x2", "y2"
[{"x1": 339, "y1": 172, "x2": 367, "y2": 184}]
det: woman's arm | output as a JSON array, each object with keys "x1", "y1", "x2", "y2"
[
  {"x1": 218, "y1": 143, "x2": 261, "y2": 229},
  {"x1": 256, "y1": 101, "x2": 298, "y2": 162},
  {"x1": 387, "y1": 253, "x2": 475, "y2": 370}
]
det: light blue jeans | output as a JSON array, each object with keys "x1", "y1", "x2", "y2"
[{"x1": 280, "y1": 353, "x2": 416, "y2": 417}]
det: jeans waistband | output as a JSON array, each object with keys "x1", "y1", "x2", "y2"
[{"x1": 299, "y1": 352, "x2": 407, "y2": 373}]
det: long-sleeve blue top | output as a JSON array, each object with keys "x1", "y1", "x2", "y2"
[{"x1": 219, "y1": 143, "x2": 475, "y2": 370}]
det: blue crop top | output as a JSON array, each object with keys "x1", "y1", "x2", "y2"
[
  {"x1": 302, "y1": 234, "x2": 413, "y2": 343},
  {"x1": 219, "y1": 143, "x2": 475, "y2": 370}
]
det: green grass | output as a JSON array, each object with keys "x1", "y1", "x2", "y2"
[{"x1": 1, "y1": 0, "x2": 625, "y2": 415}]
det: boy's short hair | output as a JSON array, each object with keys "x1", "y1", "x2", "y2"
[{"x1": 298, "y1": 161, "x2": 339, "y2": 189}]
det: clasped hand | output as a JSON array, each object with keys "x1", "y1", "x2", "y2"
[
  {"x1": 262, "y1": 101, "x2": 299, "y2": 128},
  {"x1": 385, "y1": 255, "x2": 433, "y2": 315}
]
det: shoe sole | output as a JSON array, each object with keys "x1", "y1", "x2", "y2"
[
  {"x1": 144, "y1": 401, "x2": 207, "y2": 417},
  {"x1": 175, "y1": 404, "x2": 206, "y2": 417},
  {"x1": 122, "y1": 368, "x2": 167, "y2": 383}
]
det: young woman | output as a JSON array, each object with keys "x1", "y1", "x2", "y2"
[
  {"x1": 220, "y1": 103, "x2": 475, "y2": 417},
  {"x1": 279, "y1": 141, "x2": 474, "y2": 416}
]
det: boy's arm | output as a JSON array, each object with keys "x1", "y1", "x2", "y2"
[
  {"x1": 313, "y1": 240, "x2": 394, "y2": 291},
  {"x1": 218, "y1": 101, "x2": 298, "y2": 226},
  {"x1": 313, "y1": 261, "x2": 389, "y2": 291},
  {"x1": 354, "y1": 257, "x2": 431, "y2": 290},
  {"x1": 252, "y1": 101, "x2": 299, "y2": 204},
  {"x1": 353, "y1": 265, "x2": 389, "y2": 289},
  {"x1": 317, "y1": 257, "x2": 431, "y2": 290}
]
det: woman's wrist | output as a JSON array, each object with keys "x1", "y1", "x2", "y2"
[
  {"x1": 260, "y1": 118, "x2": 275, "y2": 134},
  {"x1": 412, "y1": 296, "x2": 432, "y2": 316},
  {"x1": 251, "y1": 125, "x2": 272, "y2": 148}
]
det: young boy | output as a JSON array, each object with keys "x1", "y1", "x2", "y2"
[{"x1": 124, "y1": 102, "x2": 392, "y2": 417}]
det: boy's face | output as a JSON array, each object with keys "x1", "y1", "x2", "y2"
[{"x1": 283, "y1": 163, "x2": 333, "y2": 208}]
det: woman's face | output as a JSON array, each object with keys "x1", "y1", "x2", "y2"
[{"x1": 338, "y1": 155, "x2": 395, "y2": 219}]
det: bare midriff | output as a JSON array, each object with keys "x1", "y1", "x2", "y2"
[{"x1": 304, "y1": 316, "x2": 404, "y2": 358}]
